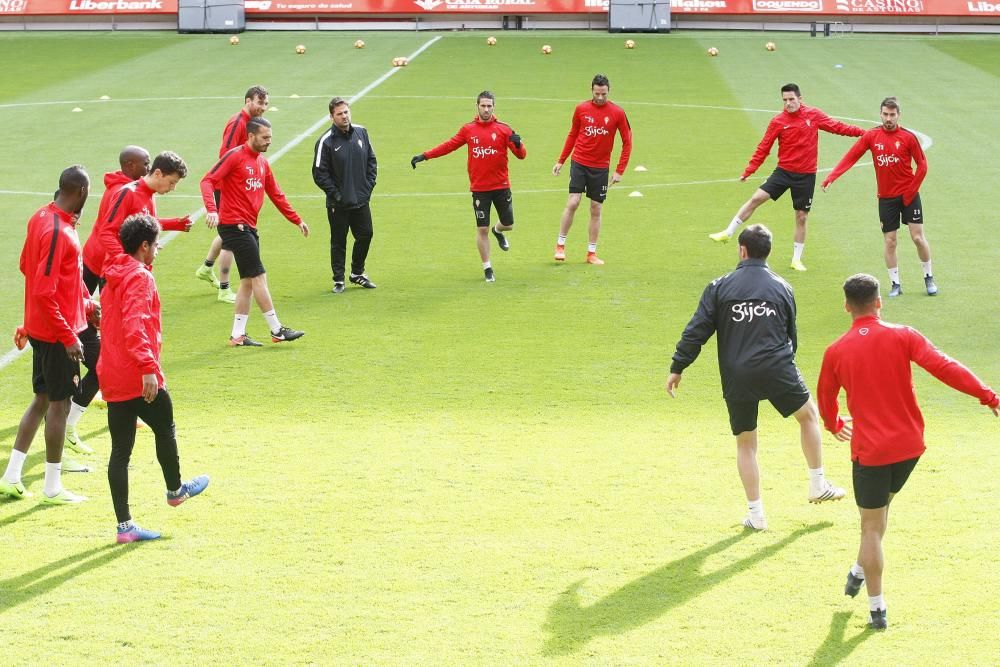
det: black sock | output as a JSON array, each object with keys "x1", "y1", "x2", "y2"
[
  {"x1": 220, "y1": 281, "x2": 229, "y2": 291},
  {"x1": 204, "y1": 259, "x2": 215, "y2": 268}
]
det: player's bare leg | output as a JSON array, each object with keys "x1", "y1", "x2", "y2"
[
  {"x1": 735, "y1": 430, "x2": 761, "y2": 502},
  {"x1": 908, "y1": 224, "x2": 936, "y2": 294},
  {"x1": 711, "y1": 188, "x2": 769, "y2": 242},
  {"x1": 477, "y1": 227, "x2": 494, "y2": 282},
  {"x1": 250, "y1": 274, "x2": 275, "y2": 313},
  {"x1": 556, "y1": 192, "x2": 583, "y2": 261},
  {"x1": 585, "y1": 200, "x2": 605, "y2": 264},
  {"x1": 736, "y1": 429, "x2": 767, "y2": 530},
  {"x1": 794, "y1": 399, "x2": 844, "y2": 503},
  {"x1": 857, "y1": 497, "x2": 892, "y2": 628},
  {"x1": 790, "y1": 209, "x2": 809, "y2": 271},
  {"x1": 883, "y1": 231, "x2": 903, "y2": 296}
]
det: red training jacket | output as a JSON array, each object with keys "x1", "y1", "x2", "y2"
[
  {"x1": 220, "y1": 109, "x2": 251, "y2": 158},
  {"x1": 200, "y1": 144, "x2": 302, "y2": 229},
  {"x1": 822, "y1": 125, "x2": 927, "y2": 204},
  {"x1": 817, "y1": 315, "x2": 999, "y2": 466},
  {"x1": 743, "y1": 104, "x2": 863, "y2": 178},
  {"x1": 422, "y1": 115, "x2": 527, "y2": 192},
  {"x1": 557, "y1": 100, "x2": 632, "y2": 174},
  {"x1": 20, "y1": 202, "x2": 92, "y2": 347},
  {"x1": 84, "y1": 178, "x2": 189, "y2": 276},
  {"x1": 82, "y1": 171, "x2": 132, "y2": 276},
  {"x1": 97, "y1": 252, "x2": 164, "y2": 402}
]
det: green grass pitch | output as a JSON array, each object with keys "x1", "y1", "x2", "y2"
[{"x1": 1, "y1": 30, "x2": 998, "y2": 664}]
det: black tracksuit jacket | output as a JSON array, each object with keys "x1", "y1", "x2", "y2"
[{"x1": 312, "y1": 123, "x2": 377, "y2": 210}]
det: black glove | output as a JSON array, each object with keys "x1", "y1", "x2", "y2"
[
  {"x1": 411, "y1": 154, "x2": 426, "y2": 169},
  {"x1": 510, "y1": 133, "x2": 522, "y2": 148}
]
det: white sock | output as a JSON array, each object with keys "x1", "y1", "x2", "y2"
[
  {"x1": 888, "y1": 267, "x2": 900, "y2": 284},
  {"x1": 587, "y1": 243, "x2": 597, "y2": 253},
  {"x1": 869, "y1": 593, "x2": 885, "y2": 612},
  {"x1": 67, "y1": 401, "x2": 86, "y2": 429},
  {"x1": 725, "y1": 216, "x2": 743, "y2": 236},
  {"x1": 557, "y1": 235, "x2": 567, "y2": 246},
  {"x1": 792, "y1": 242, "x2": 805, "y2": 262},
  {"x1": 263, "y1": 309, "x2": 281, "y2": 334},
  {"x1": 231, "y1": 314, "x2": 248, "y2": 339},
  {"x1": 482, "y1": 261, "x2": 491, "y2": 270},
  {"x1": 850, "y1": 563, "x2": 865, "y2": 579},
  {"x1": 3, "y1": 449, "x2": 28, "y2": 484},
  {"x1": 118, "y1": 520, "x2": 134, "y2": 531},
  {"x1": 747, "y1": 498, "x2": 765, "y2": 517},
  {"x1": 809, "y1": 466, "x2": 825, "y2": 490},
  {"x1": 43, "y1": 461, "x2": 63, "y2": 497},
  {"x1": 921, "y1": 260, "x2": 933, "y2": 277}
]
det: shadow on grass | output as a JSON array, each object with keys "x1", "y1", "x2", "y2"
[
  {"x1": 0, "y1": 543, "x2": 132, "y2": 615},
  {"x1": 0, "y1": 502, "x2": 47, "y2": 528},
  {"x1": 806, "y1": 611, "x2": 876, "y2": 667},
  {"x1": 541, "y1": 521, "x2": 833, "y2": 656}
]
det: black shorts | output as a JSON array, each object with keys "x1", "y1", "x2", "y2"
[
  {"x1": 760, "y1": 168, "x2": 815, "y2": 212},
  {"x1": 878, "y1": 194, "x2": 923, "y2": 233},
  {"x1": 853, "y1": 456, "x2": 920, "y2": 509},
  {"x1": 568, "y1": 160, "x2": 609, "y2": 203},
  {"x1": 725, "y1": 382, "x2": 811, "y2": 436},
  {"x1": 218, "y1": 224, "x2": 265, "y2": 279},
  {"x1": 472, "y1": 189, "x2": 514, "y2": 228},
  {"x1": 29, "y1": 337, "x2": 80, "y2": 401}
]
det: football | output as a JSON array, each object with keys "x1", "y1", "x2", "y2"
[
  {"x1": 295, "y1": 44, "x2": 306, "y2": 54},
  {"x1": 766, "y1": 41, "x2": 776, "y2": 51},
  {"x1": 707, "y1": 47, "x2": 719, "y2": 56},
  {"x1": 541, "y1": 44, "x2": 552, "y2": 55},
  {"x1": 487, "y1": 36, "x2": 497, "y2": 46},
  {"x1": 355, "y1": 39, "x2": 365, "y2": 49},
  {"x1": 392, "y1": 57, "x2": 401, "y2": 67},
  {"x1": 229, "y1": 36, "x2": 239, "y2": 45},
  {"x1": 625, "y1": 39, "x2": 636, "y2": 49}
]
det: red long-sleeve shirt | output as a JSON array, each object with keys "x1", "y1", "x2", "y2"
[
  {"x1": 422, "y1": 115, "x2": 527, "y2": 192},
  {"x1": 20, "y1": 202, "x2": 91, "y2": 347},
  {"x1": 220, "y1": 109, "x2": 251, "y2": 157},
  {"x1": 743, "y1": 104, "x2": 863, "y2": 178},
  {"x1": 82, "y1": 171, "x2": 131, "y2": 275},
  {"x1": 817, "y1": 315, "x2": 999, "y2": 466},
  {"x1": 557, "y1": 100, "x2": 632, "y2": 174},
  {"x1": 84, "y1": 178, "x2": 188, "y2": 276},
  {"x1": 822, "y1": 125, "x2": 927, "y2": 203},
  {"x1": 200, "y1": 145, "x2": 302, "y2": 229},
  {"x1": 97, "y1": 252, "x2": 164, "y2": 402}
]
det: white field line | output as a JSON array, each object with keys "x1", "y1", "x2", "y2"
[{"x1": 0, "y1": 36, "x2": 441, "y2": 373}]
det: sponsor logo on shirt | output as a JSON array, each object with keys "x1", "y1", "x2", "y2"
[
  {"x1": 583, "y1": 125, "x2": 610, "y2": 137},
  {"x1": 245, "y1": 178, "x2": 263, "y2": 192},
  {"x1": 752, "y1": 0, "x2": 822, "y2": 11},
  {"x1": 472, "y1": 146, "x2": 500, "y2": 158},
  {"x1": 731, "y1": 301, "x2": 777, "y2": 323},
  {"x1": 876, "y1": 154, "x2": 901, "y2": 166}
]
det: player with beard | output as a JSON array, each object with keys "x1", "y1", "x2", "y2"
[
  {"x1": 410, "y1": 90, "x2": 527, "y2": 282},
  {"x1": 196, "y1": 85, "x2": 269, "y2": 304},
  {"x1": 823, "y1": 97, "x2": 935, "y2": 297},
  {"x1": 552, "y1": 74, "x2": 632, "y2": 266},
  {"x1": 201, "y1": 117, "x2": 309, "y2": 346}
]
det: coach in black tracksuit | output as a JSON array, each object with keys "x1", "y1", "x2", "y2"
[
  {"x1": 665, "y1": 223, "x2": 842, "y2": 532},
  {"x1": 312, "y1": 96, "x2": 378, "y2": 293}
]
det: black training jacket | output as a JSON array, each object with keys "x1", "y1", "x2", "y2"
[
  {"x1": 312, "y1": 123, "x2": 377, "y2": 210},
  {"x1": 670, "y1": 258, "x2": 801, "y2": 401}
]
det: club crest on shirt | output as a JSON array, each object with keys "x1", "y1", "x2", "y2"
[
  {"x1": 806, "y1": 119, "x2": 812, "y2": 127},
  {"x1": 357, "y1": 139, "x2": 363, "y2": 148},
  {"x1": 491, "y1": 133, "x2": 497, "y2": 141},
  {"x1": 604, "y1": 116, "x2": 610, "y2": 125}
]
